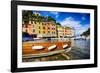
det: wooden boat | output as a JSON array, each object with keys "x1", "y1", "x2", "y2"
[{"x1": 22, "y1": 41, "x2": 71, "y2": 59}]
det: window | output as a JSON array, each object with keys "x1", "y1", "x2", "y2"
[
  {"x1": 25, "y1": 25, "x2": 28, "y2": 28},
  {"x1": 34, "y1": 21, "x2": 36, "y2": 24},
  {"x1": 22, "y1": 24, "x2": 25, "y2": 28},
  {"x1": 48, "y1": 27, "x2": 50, "y2": 29},
  {"x1": 43, "y1": 23, "x2": 46, "y2": 25},
  {"x1": 39, "y1": 31, "x2": 40, "y2": 33},
  {"x1": 39, "y1": 26, "x2": 40, "y2": 29},
  {"x1": 31, "y1": 21, "x2": 33, "y2": 24},
  {"x1": 33, "y1": 29, "x2": 35, "y2": 32},
  {"x1": 43, "y1": 31, "x2": 45, "y2": 33},
  {"x1": 48, "y1": 31, "x2": 50, "y2": 33},
  {"x1": 25, "y1": 29, "x2": 28, "y2": 33},
  {"x1": 43, "y1": 27, "x2": 45, "y2": 29}
]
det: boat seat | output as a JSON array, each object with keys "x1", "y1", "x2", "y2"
[
  {"x1": 62, "y1": 44, "x2": 68, "y2": 49},
  {"x1": 48, "y1": 45, "x2": 57, "y2": 51},
  {"x1": 32, "y1": 46, "x2": 44, "y2": 50}
]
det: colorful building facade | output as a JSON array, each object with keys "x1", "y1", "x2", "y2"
[
  {"x1": 22, "y1": 20, "x2": 57, "y2": 38},
  {"x1": 63, "y1": 27, "x2": 74, "y2": 37},
  {"x1": 22, "y1": 12, "x2": 74, "y2": 38},
  {"x1": 57, "y1": 25, "x2": 64, "y2": 38}
]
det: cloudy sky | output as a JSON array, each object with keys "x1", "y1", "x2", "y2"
[{"x1": 33, "y1": 11, "x2": 90, "y2": 35}]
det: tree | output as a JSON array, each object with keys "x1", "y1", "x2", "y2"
[
  {"x1": 22, "y1": 10, "x2": 33, "y2": 23},
  {"x1": 47, "y1": 16, "x2": 56, "y2": 22},
  {"x1": 56, "y1": 23, "x2": 61, "y2": 26},
  {"x1": 81, "y1": 28, "x2": 90, "y2": 36}
]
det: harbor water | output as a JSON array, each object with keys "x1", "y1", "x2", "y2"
[{"x1": 70, "y1": 39, "x2": 90, "y2": 59}]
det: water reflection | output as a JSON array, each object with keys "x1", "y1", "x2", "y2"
[{"x1": 71, "y1": 39, "x2": 90, "y2": 59}]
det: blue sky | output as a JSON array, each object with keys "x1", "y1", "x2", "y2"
[{"x1": 33, "y1": 11, "x2": 90, "y2": 35}]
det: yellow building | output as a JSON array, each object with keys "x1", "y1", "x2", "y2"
[
  {"x1": 57, "y1": 25, "x2": 74, "y2": 38},
  {"x1": 63, "y1": 27, "x2": 74, "y2": 37},
  {"x1": 37, "y1": 22, "x2": 57, "y2": 38},
  {"x1": 57, "y1": 25, "x2": 64, "y2": 38}
]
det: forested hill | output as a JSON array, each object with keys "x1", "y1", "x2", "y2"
[{"x1": 81, "y1": 28, "x2": 90, "y2": 37}]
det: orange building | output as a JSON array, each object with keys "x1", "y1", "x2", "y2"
[
  {"x1": 22, "y1": 21, "x2": 37, "y2": 37},
  {"x1": 57, "y1": 25, "x2": 74, "y2": 38},
  {"x1": 63, "y1": 27, "x2": 74, "y2": 37},
  {"x1": 22, "y1": 21, "x2": 57, "y2": 38}
]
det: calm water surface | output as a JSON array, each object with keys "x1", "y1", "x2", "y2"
[{"x1": 71, "y1": 39, "x2": 90, "y2": 59}]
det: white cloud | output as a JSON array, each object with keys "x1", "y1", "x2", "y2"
[
  {"x1": 50, "y1": 12, "x2": 59, "y2": 18},
  {"x1": 56, "y1": 14, "x2": 59, "y2": 18},
  {"x1": 76, "y1": 24, "x2": 89, "y2": 35},
  {"x1": 50, "y1": 12, "x2": 58, "y2": 15},
  {"x1": 60, "y1": 17, "x2": 90, "y2": 35},
  {"x1": 82, "y1": 16, "x2": 86, "y2": 20}
]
